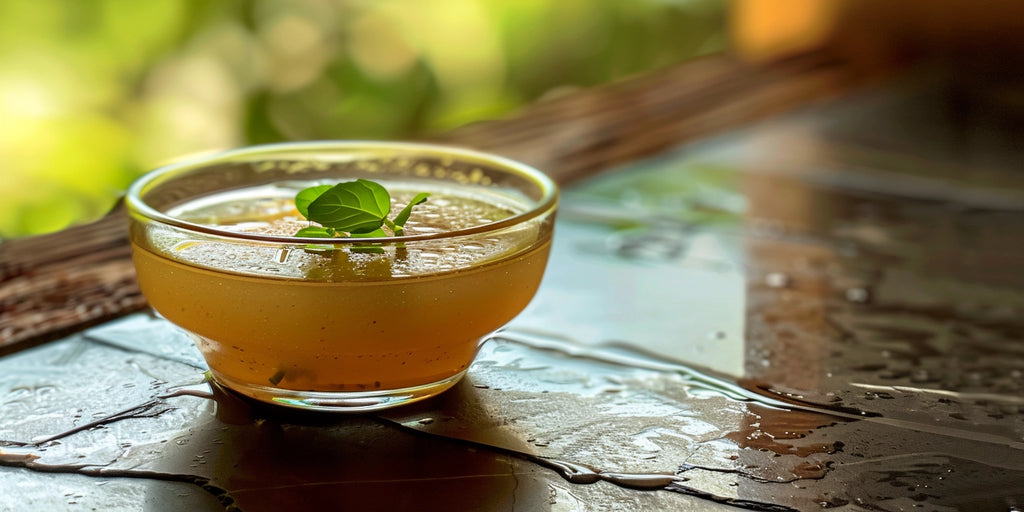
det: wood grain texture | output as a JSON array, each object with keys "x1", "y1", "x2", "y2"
[{"x1": 0, "y1": 52, "x2": 869, "y2": 354}]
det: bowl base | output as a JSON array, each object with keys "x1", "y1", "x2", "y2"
[{"x1": 208, "y1": 369, "x2": 467, "y2": 412}]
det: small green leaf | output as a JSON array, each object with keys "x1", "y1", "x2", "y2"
[
  {"x1": 307, "y1": 179, "x2": 392, "y2": 233},
  {"x1": 293, "y1": 179, "x2": 429, "y2": 249},
  {"x1": 295, "y1": 185, "x2": 333, "y2": 219},
  {"x1": 294, "y1": 226, "x2": 336, "y2": 238},
  {"x1": 393, "y1": 192, "x2": 431, "y2": 228}
]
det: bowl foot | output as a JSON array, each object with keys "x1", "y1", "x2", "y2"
[{"x1": 208, "y1": 369, "x2": 467, "y2": 412}]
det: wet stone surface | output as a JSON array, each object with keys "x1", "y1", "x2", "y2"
[{"x1": 4, "y1": 83, "x2": 1024, "y2": 511}]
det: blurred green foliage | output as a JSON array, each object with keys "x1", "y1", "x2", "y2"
[{"x1": 0, "y1": 0, "x2": 725, "y2": 238}]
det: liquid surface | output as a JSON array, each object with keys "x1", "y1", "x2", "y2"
[{"x1": 149, "y1": 181, "x2": 536, "y2": 279}]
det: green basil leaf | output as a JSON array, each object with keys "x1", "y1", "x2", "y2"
[
  {"x1": 393, "y1": 192, "x2": 431, "y2": 228},
  {"x1": 307, "y1": 179, "x2": 391, "y2": 233},
  {"x1": 294, "y1": 185, "x2": 333, "y2": 219}
]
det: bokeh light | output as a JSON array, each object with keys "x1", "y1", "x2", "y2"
[{"x1": 0, "y1": 0, "x2": 725, "y2": 238}]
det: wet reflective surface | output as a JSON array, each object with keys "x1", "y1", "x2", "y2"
[{"x1": 3, "y1": 81, "x2": 1024, "y2": 511}]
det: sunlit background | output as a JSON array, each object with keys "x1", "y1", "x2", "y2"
[{"x1": 0, "y1": 0, "x2": 726, "y2": 238}]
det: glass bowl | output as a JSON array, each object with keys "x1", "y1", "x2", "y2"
[{"x1": 125, "y1": 141, "x2": 557, "y2": 412}]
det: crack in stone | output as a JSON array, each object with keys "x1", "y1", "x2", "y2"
[
  {"x1": 0, "y1": 454, "x2": 241, "y2": 511},
  {"x1": 23, "y1": 381, "x2": 210, "y2": 446},
  {"x1": 753, "y1": 385, "x2": 1024, "y2": 450},
  {"x1": 664, "y1": 480, "x2": 800, "y2": 512},
  {"x1": 29, "y1": 399, "x2": 172, "y2": 446},
  {"x1": 376, "y1": 417, "x2": 798, "y2": 512},
  {"x1": 676, "y1": 462, "x2": 826, "y2": 484}
]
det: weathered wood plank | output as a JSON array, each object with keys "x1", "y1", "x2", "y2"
[
  {"x1": 436, "y1": 53, "x2": 864, "y2": 184},
  {"x1": 0, "y1": 52, "x2": 871, "y2": 355}
]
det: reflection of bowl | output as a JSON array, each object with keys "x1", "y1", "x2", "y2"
[{"x1": 126, "y1": 142, "x2": 558, "y2": 412}]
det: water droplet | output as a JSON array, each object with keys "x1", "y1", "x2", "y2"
[{"x1": 707, "y1": 330, "x2": 727, "y2": 340}]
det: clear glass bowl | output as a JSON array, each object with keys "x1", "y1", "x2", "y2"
[{"x1": 125, "y1": 141, "x2": 558, "y2": 412}]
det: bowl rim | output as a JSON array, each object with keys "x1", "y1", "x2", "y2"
[{"x1": 125, "y1": 141, "x2": 558, "y2": 245}]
